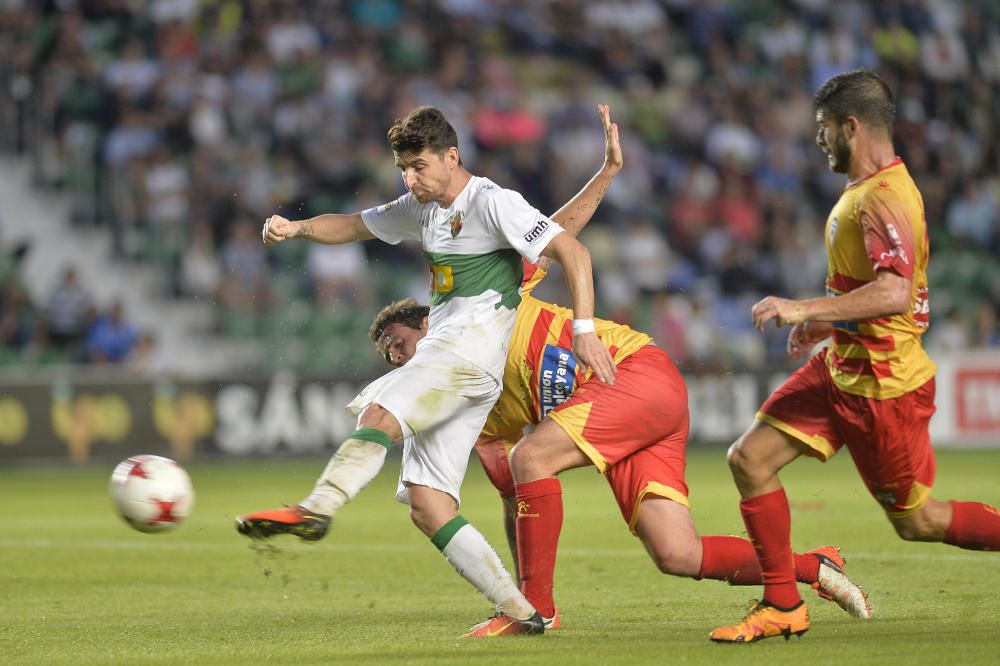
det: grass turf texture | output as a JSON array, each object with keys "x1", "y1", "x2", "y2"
[{"x1": 1, "y1": 449, "x2": 998, "y2": 665}]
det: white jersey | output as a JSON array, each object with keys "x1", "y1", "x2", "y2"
[{"x1": 361, "y1": 175, "x2": 564, "y2": 380}]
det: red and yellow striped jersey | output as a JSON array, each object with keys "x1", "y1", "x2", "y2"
[
  {"x1": 482, "y1": 261, "x2": 652, "y2": 442},
  {"x1": 823, "y1": 158, "x2": 935, "y2": 399}
]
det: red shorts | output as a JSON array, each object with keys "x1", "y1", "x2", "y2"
[
  {"x1": 758, "y1": 349, "x2": 937, "y2": 517},
  {"x1": 549, "y1": 345, "x2": 690, "y2": 533}
]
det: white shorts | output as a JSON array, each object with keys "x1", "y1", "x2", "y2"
[{"x1": 346, "y1": 343, "x2": 501, "y2": 506}]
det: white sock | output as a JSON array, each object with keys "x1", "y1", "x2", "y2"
[
  {"x1": 437, "y1": 520, "x2": 535, "y2": 620},
  {"x1": 300, "y1": 437, "x2": 388, "y2": 516}
]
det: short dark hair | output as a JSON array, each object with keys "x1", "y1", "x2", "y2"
[
  {"x1": 369, "y1": 298, "x2": 430, "y2": 362},
  {"x1": 387, "y1": 106, "x2": 459, "y2": 157},
  {"x1": 814, "y1": 69, "x2": 895, "y2": 135}
]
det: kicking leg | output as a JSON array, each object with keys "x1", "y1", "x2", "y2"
[{"x1": 235, "y1": 404, "x2": 398, "y2": 540}]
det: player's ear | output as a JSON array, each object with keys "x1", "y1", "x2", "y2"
[
  {"x1": 421, "y1": 316, "x2": 429, "y2": 332},
  {"x1": 844, "y1": 115, "x2": 861, "y2": 138}
]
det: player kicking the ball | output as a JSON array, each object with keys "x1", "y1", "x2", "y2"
[
  {"x1": 237, "y1": 105, "x2": 617, "y2": 637},
  {"x1": 711, "y1": 69, "x2": 1000, "y2": 644},
  {"x1": 369, "y1": 108, "x2": 870, "y2": 633}
]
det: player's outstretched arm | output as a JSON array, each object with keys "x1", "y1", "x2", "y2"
[
  {"x1": 549, "y1": 104, "x2": 621, "y2": 237},
  {"x1": 262, "y1": 212, "x2": 376, "y2": 246},
  {"x1": 536, "y1": 104, "x2": 622, "y2": 273},
  {"x1": 752, "y1": 270, "x2": 910, "y2": 332}
]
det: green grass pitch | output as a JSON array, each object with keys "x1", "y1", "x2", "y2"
[{"x1": 2, "y1": 448, "x2": 998, "y2": 664}]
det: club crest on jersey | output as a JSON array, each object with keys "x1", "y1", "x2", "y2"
[
  {"x1": 449, "y1": 211, "x2": 464, "y2": 238},
  {"x1": 828, "y1": 217, "x2": 838, "y2": 246}
]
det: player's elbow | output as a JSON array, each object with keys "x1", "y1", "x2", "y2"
[
  {"x1": 542, "y1": 231, "x2": 589, "y2": 265},
  {"x1": 888, "y1": 282, "x2": 911, "y2": 316},
  {"x1": 877, "y1": 273, "x2": 911, "y2": 316},
  {"x1": 559, "y1": 235, "x2": 592, "y2": 270}
]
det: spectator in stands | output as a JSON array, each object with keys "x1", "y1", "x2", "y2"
[
  {"x1": 218, "y1": 219, "x2": 272, "y2": 315},
  {"x1": 945, "y1": 180, "x2": 997, "y2": 248},
  {"x1": 4, "y1": 0, "x2": 1000, "y2": 375},
  {"x1": 0, "y1": 278, "x2": 37, "y2": 352},
  {"x1": 45, "y1": 266, "x2": 95, "y2": 352},
  {"x1": 87, "y1": 300, "x2": 139, "y2": 364}
]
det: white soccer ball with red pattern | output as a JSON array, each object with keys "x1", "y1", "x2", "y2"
[{"x1": 109, "y1": 455, "x2": 195, "y2": 533}]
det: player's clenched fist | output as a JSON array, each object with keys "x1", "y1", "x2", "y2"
[{"x1": 262, "y1": 214, "x2": 297, "y2": 245}]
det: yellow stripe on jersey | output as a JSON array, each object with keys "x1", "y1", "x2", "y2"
[
  {"x1": 823, "y1": 159, "x2": 935, "y2": 399},
  {"x1": 482, "y1": 264, "x2": 652, "y2": 440}
]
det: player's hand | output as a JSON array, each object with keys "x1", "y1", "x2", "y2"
[
  {"x1": 262, "y1": 214, "x2": 297, "y2": 245},
  {"x1": 573, "y1": 332, "x2": 616, "y2": 385},
  {"x1": 751, "y1": 296, "x2": 806, "y2": 332},
  {"x1": 786, "y1": 321, "x2": 833, "y2": 359},
  {"x1": 598, "y1": 104, "x2": 622, "y2": 175}
]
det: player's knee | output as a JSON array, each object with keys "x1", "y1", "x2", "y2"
[
  {"x1": 649, "y1": 546, "x2": 699, "y2": 577},
  {"x1": 509, "y1": 439, "x2": 547, "y2": 481},
  {"x1": 726, "y1": 439, "x2": 751, "y2": 475},
  {"x1": 407, "y1": 506, "x2": 431, "y2": 535},
  {"x1": 407, "y1": 494, "x2": 457, "y2": 539}
]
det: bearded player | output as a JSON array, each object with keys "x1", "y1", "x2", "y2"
[{"x1": 711, "y1": 69, "x2": 1000, "y2": 644}]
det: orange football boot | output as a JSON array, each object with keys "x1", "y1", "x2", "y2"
[{"x1": 710, "y1": 601, "x2": 810, "y2": 643}]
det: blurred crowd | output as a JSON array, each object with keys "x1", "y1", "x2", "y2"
[
  {"x1": 1, "y1": 0, "x2": 998, "y2": 374},
  {"x1": 0, "y1": 238, "x2": 154, "y2": 368}
]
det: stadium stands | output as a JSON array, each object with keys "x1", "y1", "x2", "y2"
[{"x1": 0, "y1": 0, "x2": 997, "y2": 375}]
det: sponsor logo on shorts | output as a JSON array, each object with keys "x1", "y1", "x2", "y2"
[
  {"x1": 873, "y1": 489, "x2": 897, "y2": 509},
  {"x1": 539, "y1": 344, "x2": 577, "y2": 418}
]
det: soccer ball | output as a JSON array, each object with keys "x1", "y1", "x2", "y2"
[{"x1": 109, "y1": 455, "x2": 195, "y2": 533}]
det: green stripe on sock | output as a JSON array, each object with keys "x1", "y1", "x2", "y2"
[
  {"x1": 431, "y1": 516, "x2": 469, "y2": 551},
  {"x1": 347, "y1": 428, "x2": 393, "y2": 450}
]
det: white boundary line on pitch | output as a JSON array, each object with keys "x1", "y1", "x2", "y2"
[{"x1": 0, "y1": 538, "x2": 991, "y2": 562}]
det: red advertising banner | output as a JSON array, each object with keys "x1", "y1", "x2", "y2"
[{"x1": 955, "y1": 368, "x2": 1000, "y2": 435}]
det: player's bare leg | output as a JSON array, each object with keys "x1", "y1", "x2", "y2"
[
  {"x1": 889, "y1": 495, "x2": 1000, "y2": 550},
  {"x1": 500, "y1": 495, "x2": 521, "y2": 584},
  {"x1": 405, "y1": 484, "x2": 540, "y2": 637}
]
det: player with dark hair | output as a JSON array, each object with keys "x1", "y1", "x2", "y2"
[
  {"x1": 711, "y1": 69, "x2": 1000, "y2": 644},
  {"x1": 371, "y1": 108, "x2": 871, "y2": 631},
  {"x1": 237, "y1": 104, "x2": 616, "y2": 637}
]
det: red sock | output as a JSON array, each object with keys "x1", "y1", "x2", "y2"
[
  {"x1": 699, "y1": 536, "x2": 820, "y2": 585},
  {"x1": 514, "y1": 478, "x2": 563, "y2": 617},
  {"x1": 740, "y1": 488, "x2": 801, "y2": 609},
  {"x1": 944, "y1": 500, "x2": 1000, "y2": 551}
]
